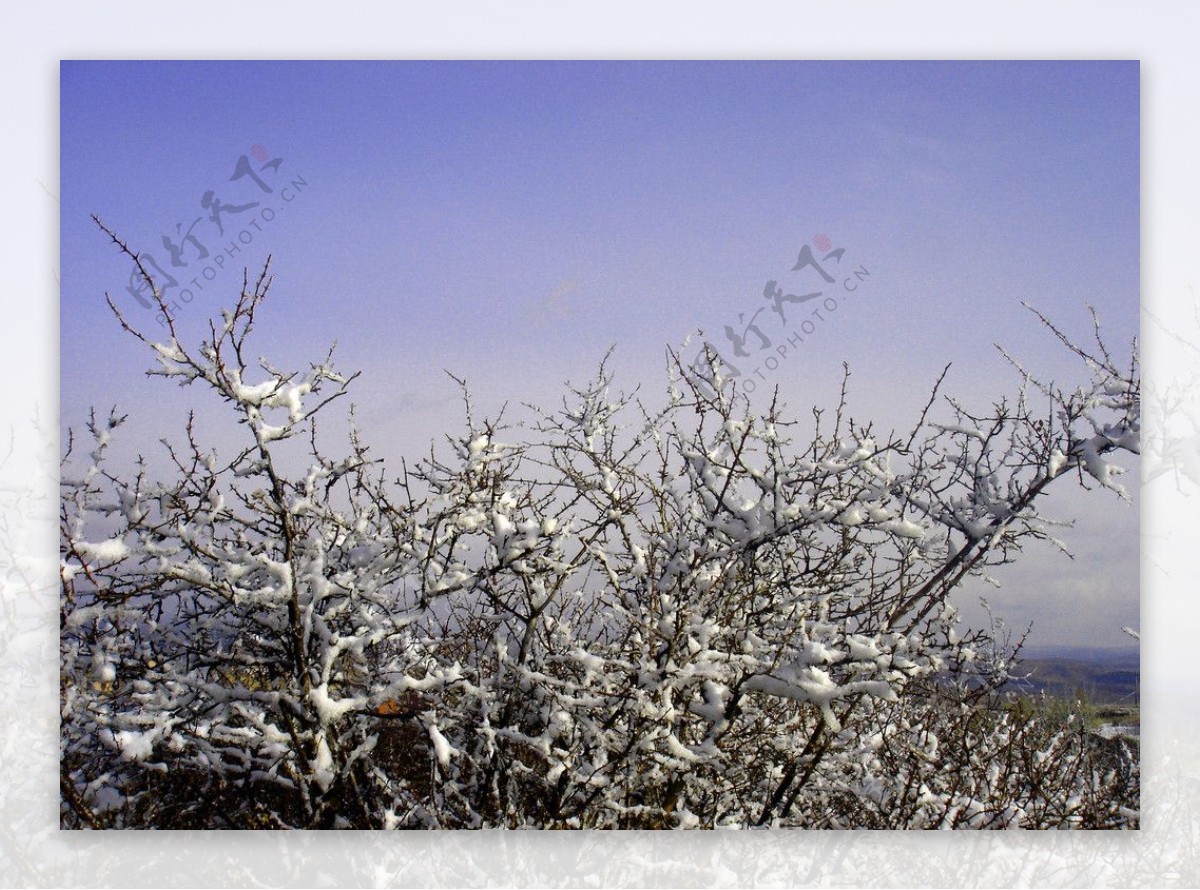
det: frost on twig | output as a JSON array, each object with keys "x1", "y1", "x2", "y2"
[{"x1": 61, "y1": 245, "x2": 1138, "y2": 829}]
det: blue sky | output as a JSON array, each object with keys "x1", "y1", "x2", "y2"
[{"x1": 60, "y1": 60, "x2": 1140, "y2": 649}]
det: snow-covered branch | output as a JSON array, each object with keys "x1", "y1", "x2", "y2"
[{"x1": 61, "y1": 256, "x2": 1138, "y2": 829}]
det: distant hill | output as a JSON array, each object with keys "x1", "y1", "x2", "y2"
[
  {"x1": 1020, "y1": 645, "x2": 1139, "y2": 668},
  {"x1": 1005, "y1": 647, "x2": 1139, "y2": 704}
]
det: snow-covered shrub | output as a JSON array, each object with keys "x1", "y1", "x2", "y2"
[{"x1": 61, "y1": 247, "x2": 1139, "y2": 829}]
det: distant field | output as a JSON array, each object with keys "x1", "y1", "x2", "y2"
[{"x1": 1006, "y1": 648, "x2": 1140, "y2": 705}]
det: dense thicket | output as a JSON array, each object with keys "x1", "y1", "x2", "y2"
[{"x1": 61, "y1": 251, "x2": 1139, "y2": 829}]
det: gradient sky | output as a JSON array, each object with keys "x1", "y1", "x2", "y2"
[{"x1": 60, "y1": 60, "x2": 1140, "y2": 650}]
